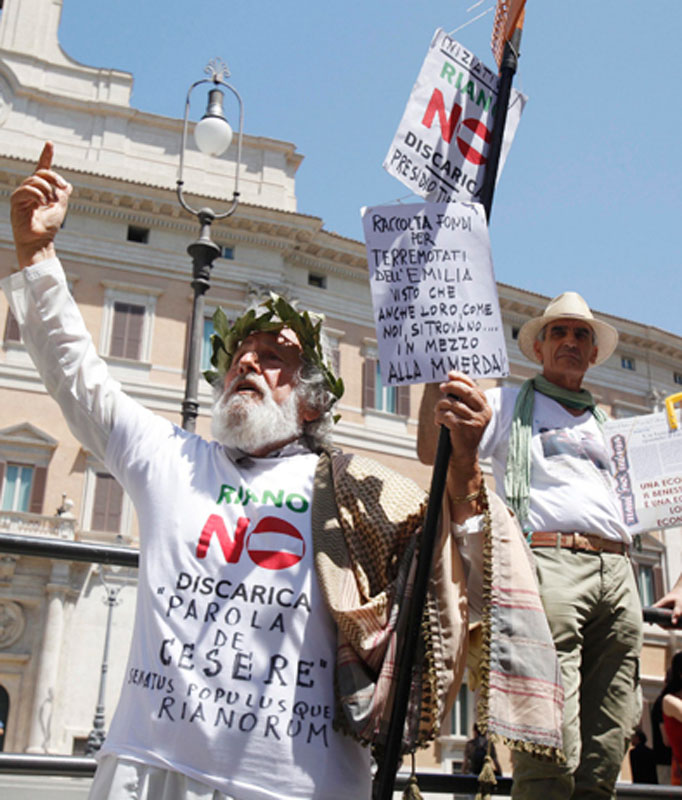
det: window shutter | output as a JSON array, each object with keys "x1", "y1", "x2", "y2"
[
  {"x1": 92, "y1": 473, "x2": 124, "y2": 533},
  {"x1": 29, "y1": 466, "x2": 47, "y2": 514},
  {"x1": 110, "y1": 302, "x2": 144, "y2": 360},
  {"x1": 110, "y1": 303, "x2": 128, "y2": 357},
  {"x1": 0, "y1": 463, "x2": 5, "y2": 495},
  {"x1": 363, "y1": 358, "x2": 376, "y2": 410},
  {"x1": 124, "y1": 304, "x2": 144, "y2": 360},
  {"x1": 4, "y1": 309, "x2": 21, "y2": 343},
  {"x1": 397, "y1": 385, "x2": 410, "y2": 417}
]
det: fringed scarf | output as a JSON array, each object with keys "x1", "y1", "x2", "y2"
[{"x1": 504, "y1": 375, "x2": 608, "y2": 529}]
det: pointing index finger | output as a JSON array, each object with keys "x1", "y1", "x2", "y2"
[{"x1": 36, "y1": 142, "x2": 54, "y2": 173}]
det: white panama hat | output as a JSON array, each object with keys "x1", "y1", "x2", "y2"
[{"x1": 517, "y1": 291, "x2": 619, "y2": 367}]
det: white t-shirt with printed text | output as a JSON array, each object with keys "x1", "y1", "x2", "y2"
[
  {"x1": 1, "y1": 259, "x2": 370, "y2": 800},
  {"x1": 479, "y1": 386, "x2": 629, "y2": 543}
]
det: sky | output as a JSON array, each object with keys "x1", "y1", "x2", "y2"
[{"x1": 58, "y1": 1, "x2": 682, "y2": 337}]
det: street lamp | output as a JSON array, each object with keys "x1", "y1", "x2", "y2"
[
  {"x1": 84, "y1": 567, "x2": 123, "y2": 755},
  {"x1": 177, "y1": 58, "x2": 244, "y2": 432}
]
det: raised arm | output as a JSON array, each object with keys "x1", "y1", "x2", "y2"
[
  {"x1": 10, "y1": 141, "x2": 72, "y2": 268},
  {"x1": 431, "y1": 371, "x2": 492, "y2": 524},
  {"x1": 3, "y1": 144, "x2": 120, "y2": 463}
]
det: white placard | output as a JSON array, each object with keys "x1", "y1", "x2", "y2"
[
  {"x1": 603, "y1": 408, "x2": 682, "y2": 533},
  {"x1": 383, "y1": 29, "x2": 526, "y2": 202},
  {"x1": 361, "y1": 200, "x2": 508, "y2": 385}
]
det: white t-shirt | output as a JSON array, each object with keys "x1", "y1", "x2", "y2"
[
  {"x1": 2, "y1": 260, "x2": 370, "y2": 799},
  {"x1": 480, "y1": 386, "x2": 629, "y2": 543}
]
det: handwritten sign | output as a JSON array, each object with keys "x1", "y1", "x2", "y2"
[
  {"x1": 361, "y1": 201, "x2": 508, "y2": 385},
  {"x1": 383, "y1": 29, "x2": 526, "y2": 203},
  {"x1": 603, "y1": 408, "x2": 682, "y2": 532}
]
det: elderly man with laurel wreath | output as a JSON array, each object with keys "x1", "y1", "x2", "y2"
[{"x1": 3, "y1": 145, "x2": 562, "y2": 800}]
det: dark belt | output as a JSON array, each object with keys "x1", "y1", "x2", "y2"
[{"x1": 528, "y1": 531, "x2": 628, "y2": 555}]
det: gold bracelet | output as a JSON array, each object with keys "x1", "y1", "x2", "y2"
[{"x1": 450, "y1": 486, "x2": 483, "y2": 504}]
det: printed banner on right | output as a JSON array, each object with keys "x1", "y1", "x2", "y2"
[{"x1": 603, "y1": 408, "x2": 682, "y2": 533}]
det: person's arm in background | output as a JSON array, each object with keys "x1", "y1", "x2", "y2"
[{"x1": 654, "y1": 573, "x2": 682, "y2": 626}]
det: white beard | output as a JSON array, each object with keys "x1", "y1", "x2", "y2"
[{"x1": 211, "y1": 373, "x2": 302, "y2": 455}]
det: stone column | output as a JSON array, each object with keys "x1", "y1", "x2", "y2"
[{"x1": 26, "y1": 561, "x2": 70, "y2": 753}]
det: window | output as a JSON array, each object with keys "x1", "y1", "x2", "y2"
[
  {"x1": 0, "y1": 424, "x2": 55, "y2": 516},
  {"x1": 110, "y1": 302, "x2": 145, "y2": 359},
  {"x1": 91, "y1": 472, "x2": 124, "y2": 533},
  {"x1": 127, "y1": 225, "x2": 149, "y2": 244},
  {"x1": 71, "y1": 736, "x2": 89, "y2": 756},
  {"x1": 308, "y1": 272, "x2": 326, "y2": 289},
  {"x1": 100, "y1": 284, "x2": 161, "y2": 363},
  {"x1": 1, "y1": 464, "x2": 33, "y2": 512},
  {"x1": 82, "y1": 458, "x2": 131, "y2": 539},
  {"x1": 376, "y1": 360, "x2": 396, "y2": 413},
  {"x1": 450, "y1": 682, "x2": 470, "y2": 738},
  {"x1": 621, "y1": 356, "x2": 635, "y2": 371},
  {"x1": 511, "y1": 326, "x2": 520, "y2": 340},
  {"x1": 3, "y1": 309, "x2": 20, "y2": 343},
  {"x1": 220, "y1": 246, "x2": 234, "y2": 260},
  {"x1": 362, "y1": 357, "x2": 409, "y2": 416},
  {"x1": 0, "y1": 462, "x2": 46, "y2": 514},
  {"x1": 674, "y1": 372, "x2": 682, "y2": 386},
  {"x1": 637, "y1": 564, "x2": 656, "y2": 607}
]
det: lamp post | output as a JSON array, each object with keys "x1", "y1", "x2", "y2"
[
  {"x1": 84, "y1": 568, "x2": 123, "y2": 755},
  {"x1": 177, "y1": 58, "x2": 244, "y2": 432}
]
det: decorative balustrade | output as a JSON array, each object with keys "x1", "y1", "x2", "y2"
[{"x1": 0, "y1": 510, "x2": 76, "y2": 540}]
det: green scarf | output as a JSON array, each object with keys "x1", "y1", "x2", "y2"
[{"x1": 504, "y1": 375, "x2": 608, "y2": 530}]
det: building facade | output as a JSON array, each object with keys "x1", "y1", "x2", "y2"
[{"x1": 0, "y1": 0, "x2": 681, "y2": 790}]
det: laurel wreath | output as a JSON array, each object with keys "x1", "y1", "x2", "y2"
[{"x1": 203, "y1": 294, "x2": 345, "y2": 411}]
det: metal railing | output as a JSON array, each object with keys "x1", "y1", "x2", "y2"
[
  {"x1": 0, "y1": 531, "x2": 677, "y2": 624},
  {"x1": 0, "y1": 754, "x2": 681, "y2": 797},
  {"x1": 1, "y1": 530, "x2": 681, "y2": 797},
  {"x1": 0, "y1": 530, "x2": 138, "y2": 567}
]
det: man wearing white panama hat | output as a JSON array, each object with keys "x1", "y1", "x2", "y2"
[{"x1": 419, "y1": 291, "x2": 643, "y2": 799}]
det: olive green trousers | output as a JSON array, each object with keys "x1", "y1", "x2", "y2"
[{"x1": 512, "y1": 547, "x2": 643, "y2": 800}]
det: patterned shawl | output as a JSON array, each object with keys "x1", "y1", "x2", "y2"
[
  {"x1": 312, "y1": 450, "x2": 468, "y2": 753},
  {"x1": 312, "y1": 450, "x2": 564, "y2": 763}
]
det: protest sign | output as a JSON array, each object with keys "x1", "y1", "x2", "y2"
[
  {"x1": 361, "y1": 200, "x2": 508, "y2": 386},
  {"x1": 383, "y1": 29, "x2": 526, "y2": 203},
  {"x1": 603, "y1": 408, "x2": 682, "y2": 533}
]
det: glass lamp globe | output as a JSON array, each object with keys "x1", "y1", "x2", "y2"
[
  {"x1": 194, "y1": 115, "x2": 233, "y2": 157},
  {"x1": 193, "y1": 88, "x2": 233, "y2": 157}
]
